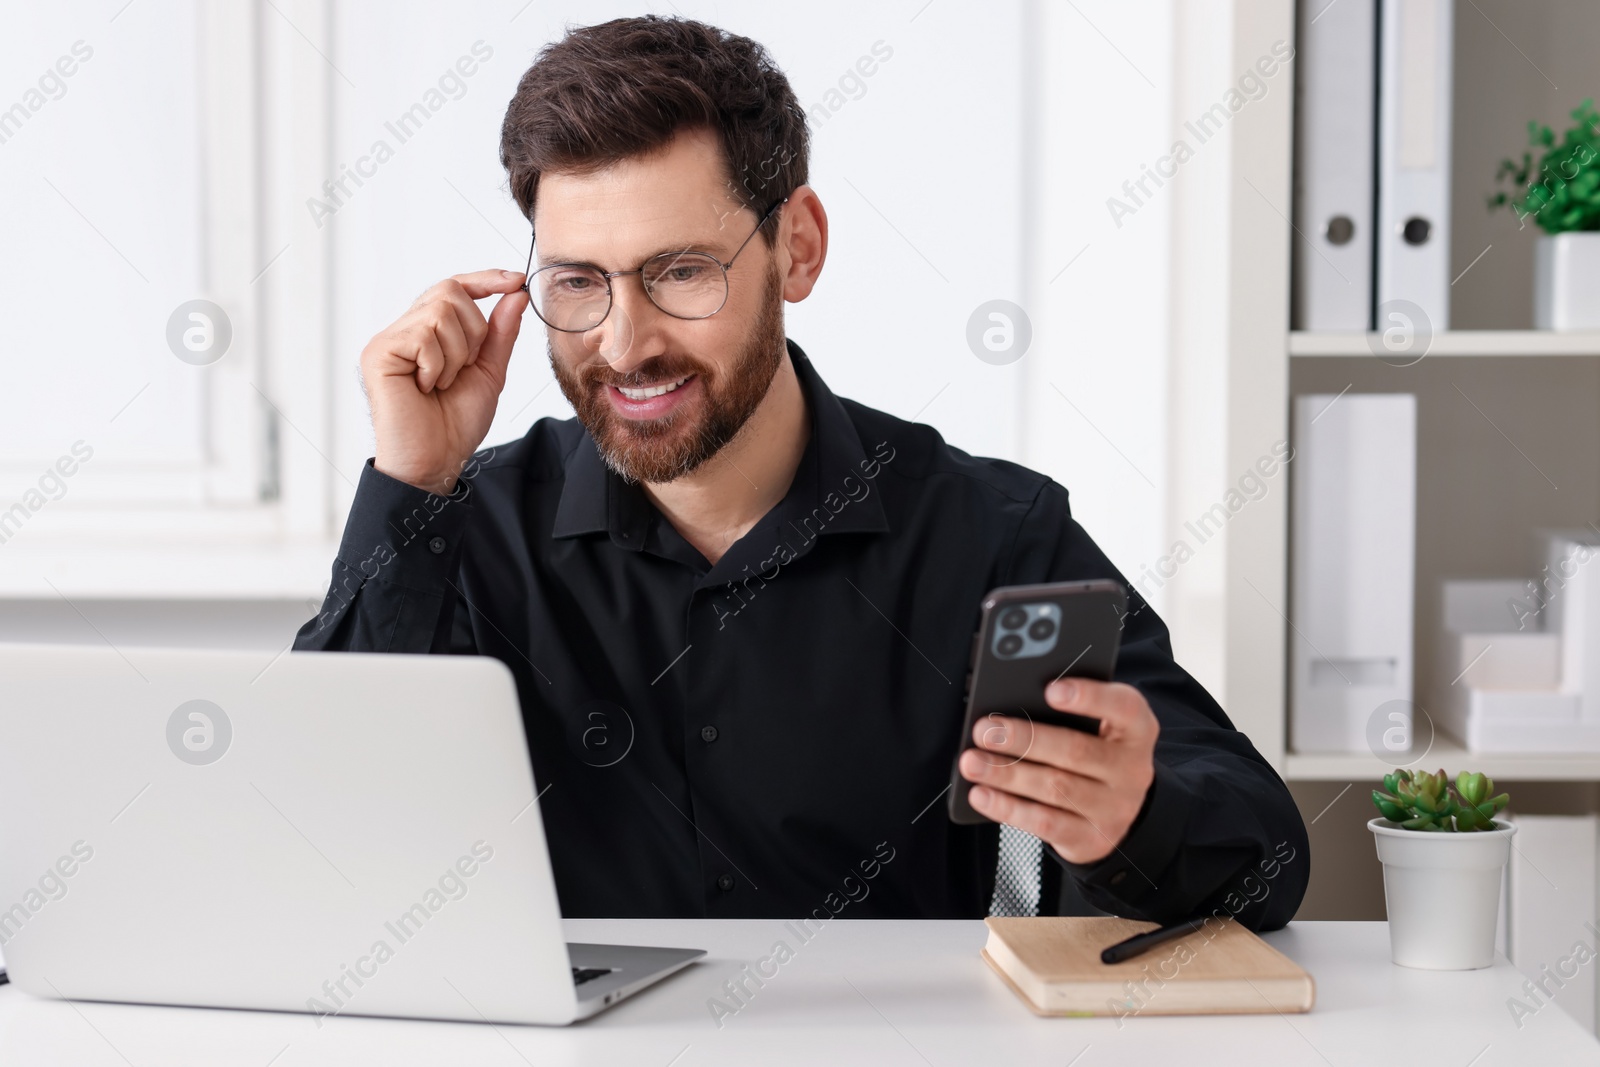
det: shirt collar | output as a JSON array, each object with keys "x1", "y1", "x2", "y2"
[{"x1": 551, "y1": 338, "x2": 890, "y2": 548}]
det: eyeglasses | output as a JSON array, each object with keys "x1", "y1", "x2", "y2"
[{"x1": 520, "y1": 198, "x2": 787, "y2": 333}]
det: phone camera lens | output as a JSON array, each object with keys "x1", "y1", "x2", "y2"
[
  {"x1": 997, "y1": 633, "x2": 1024, "y2": 656},
  {"x1": 1027, "y1": 617, "x2": 1056, "y2": 641},
  {"x1": 1000, "y1": 608, "x2": 1028, "y2": 630}
]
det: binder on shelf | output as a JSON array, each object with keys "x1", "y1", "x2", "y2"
[
  {"x1": 1375, "y1": 0, "x2": 1454, "y2": 330},
  {"x1": 1290, "y1": 393, "x2": 1416, "y2": 753},
  {"x1": 1291, "y1": 0, "x2": 1375, "y2": 331}
]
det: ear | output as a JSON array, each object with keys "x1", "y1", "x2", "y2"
[{"x1": 776, "y1": 185, "x2": 827, "y2": 303}]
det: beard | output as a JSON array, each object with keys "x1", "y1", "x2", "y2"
[{"x1": 549, "y1": 258, "x2": 786, "y2": 485}]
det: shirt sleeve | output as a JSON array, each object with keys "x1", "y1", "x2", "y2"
[
  {"x1": 1003, "y1": 478, "x2": 1309, "y2": 932},
  {"x1": 292, "y1": 459, "x2": 478, "y2": 655}
]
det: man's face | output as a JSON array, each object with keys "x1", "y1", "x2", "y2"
[{"x1": 533, "y1": 126, "x2": 787, "y2": 485}]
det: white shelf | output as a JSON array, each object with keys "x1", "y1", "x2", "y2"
[
  {"x1": 0, "y1": 540, "x2": 338, "y2": 600},
  {"x1": 1290, "y1": 330, "x2": 1600, "y2": 357},
  {"x1": 1287, "y1": 738, "x2": 1600, "y2": 782}
]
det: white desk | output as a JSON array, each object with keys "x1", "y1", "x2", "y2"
[{"x1": 1, "y1": 919, "x2": 1595, "y2": 1064}]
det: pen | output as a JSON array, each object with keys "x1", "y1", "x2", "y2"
[{"x1": 1099, "y1": 916, "x2": 1211, "y2": 965}]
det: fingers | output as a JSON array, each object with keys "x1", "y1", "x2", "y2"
[
  {"x1": 474, "y1": 287, "x2": 529, "y2": 390},
  {"x1": 965, "y1": 680, "x2": 1160, "y2": 866},
  {"x1": 965, "y1": 785, "x2": 1112, "y2": 863},
  {"x1": 402, "y1": 325, "x2": 448, "y2": 394},
  {"x1": 375, "y1": 274, "x2": 522, "y2": 394},
  {"x1": 415, "y1": 269, "x2": 526, "y2": 305},
  {"x1": 972, "y1": 714, "x2": 1115, "y2": 784},
  {"x1": 428, "y1": 285, "x2": 490, "y2": 361},
  {"x1": 429, "y1": 306, "x2": 471, "y2": 392},
  {"x1": 962, "y1": 746, "x2": 1113, "y2": 815},
  {"x1": 1044, "y1": 677, "x2": 1125, "y2": 716},
  {"x1": 1045, "y1": 678, "x2": 1158, "y2": 746}
]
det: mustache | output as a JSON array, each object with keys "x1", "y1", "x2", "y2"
[{"x1": 579, "y1": 357, "x2": 707, "y2": 389}]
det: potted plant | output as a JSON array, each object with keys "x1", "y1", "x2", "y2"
[
  {"x1": 1489, "y1": 98, "x2": 1600, "y2": 330},
  {"x1": 1369, "y1": 769, "x2": 1513, "y2": 970}
]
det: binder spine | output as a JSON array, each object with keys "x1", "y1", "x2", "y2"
[
  {"x1": 1375, "y1": 0, "x2": 1454, "y2": 330},
  {"x1": 1291, "y1": 0, "x2": 1377, "y2": 331}
]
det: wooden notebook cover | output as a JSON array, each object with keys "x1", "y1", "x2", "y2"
[{"x1": 981, "y1": 916, "x2": 1314, "y2": 1017}]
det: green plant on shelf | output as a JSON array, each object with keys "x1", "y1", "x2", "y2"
[
  {"x1": 1371, "y1": 768, "x2": 1510, "y2": 832},
  {"x1": 1488, "y1": 97, "x2": 1600, "y2": 234}
]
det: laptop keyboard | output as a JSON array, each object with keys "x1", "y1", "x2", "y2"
[{"x1": 572, "y1": 966, "x2": 613, "y2": 986}]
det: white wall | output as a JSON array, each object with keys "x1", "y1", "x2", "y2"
[
  {"x1": 4, "y1": 0, "x2": 1206, "y2": 662},
  {"x1": 324, "y1": 0, "x2": 1034, "y2": 519},
  {"x1": 324, "y1": 0, "x2": 1181, "y2": 606},
  {"x1": 1022, "y1": 0, "x2": 1174, "y2": 615},
  {"x1": 0, "y1": 3, "x2": 207, "y2": 473}
]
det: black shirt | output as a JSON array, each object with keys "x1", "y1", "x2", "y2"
[{"x1": 294, "y1": 339, "x2": 1308, "y2": 930}]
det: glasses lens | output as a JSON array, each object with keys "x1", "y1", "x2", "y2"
[
  {"x1": 642, "y1": 252, "x2": 727, "y2": 319},
  {"x1": 530, "y1": 264, "x2": 611, "y2": 332}
]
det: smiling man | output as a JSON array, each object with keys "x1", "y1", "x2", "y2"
[{"x1": 296, "y1": 15, "x2": 1309, "y2": 929}]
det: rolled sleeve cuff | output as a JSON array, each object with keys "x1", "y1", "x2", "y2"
[
  {"x1": 333, "y1": 459, "x2": 475, "y2": 593},
  {"x1": 1044, "y1": 758, "x2": 1193, "y2": 909}
]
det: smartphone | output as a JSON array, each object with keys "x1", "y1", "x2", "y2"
[{"x1": 946, "y1": 578, "x2": 1128, "y2": 825}]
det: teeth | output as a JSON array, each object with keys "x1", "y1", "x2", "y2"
[{"x1": 617, "y1": 376, "x2": 691, "y2": 401}]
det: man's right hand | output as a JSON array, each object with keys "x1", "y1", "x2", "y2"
[{"x1": 360, "y1": 269, "x2": 530, "y2": 495}]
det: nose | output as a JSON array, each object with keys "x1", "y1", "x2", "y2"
[{"x1": 584, "y1": 272, "x2": 667, "y2": 375}]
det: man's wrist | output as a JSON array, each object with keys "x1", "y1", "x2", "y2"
[
  {"x1": 1046, "y1": 759, "x2": 1192, "y2": 905},
  {"x1": 373, "y1": 456, "x2": 460, "y2": 496}
]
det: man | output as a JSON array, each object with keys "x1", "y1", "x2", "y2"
[{"x1": 296, "y1": 15, "x2": 1308, "y2": 928}]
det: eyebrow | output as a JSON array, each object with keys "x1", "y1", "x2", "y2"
[{"x1": 535, "y1": 239, "x2": 731, "y2": 270}]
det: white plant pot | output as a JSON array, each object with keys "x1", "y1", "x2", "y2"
[
  {"x1": 1534, "y1": 232, "x2": 1600, "y2": 330},
  {"x1": 1369, "y1": 817, "x2": 1515, "y2": 970}
]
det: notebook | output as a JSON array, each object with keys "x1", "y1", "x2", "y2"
[{"x1": 981, "y1": 916, "x2": 1315, "y2": 1017}]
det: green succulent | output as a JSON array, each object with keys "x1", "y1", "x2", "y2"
[
  {"x1": 1371, "y1": 768, "x2": 1510, "y2": 832},
  {"x1": 1489, "y1": 97, "x2": 1600, "y2": 234}
]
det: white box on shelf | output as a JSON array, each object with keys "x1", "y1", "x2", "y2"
[
  {"x1": 1443, "y1": 578, "x2": 1543, "y2": 638},
  {"x1": 1532, "y1": 532, "x2": 1600, "y2": 753},
  {"x1": 1290, "y1": 393, "x2": 1416, "y2": 753},
  {"x1": 1504, "y1": 812, "x2": 1599, "y2": 1034},
  {"x1": 1545, "y1": 533, "x2": 1600, "y2": 701},
  {"x1": 1446, "y1": 631, "x2": 1560, "y2": 691},
  {"x1": 1444, "y1": 691, "x2": 1583, "y2": 751},
  {"x1": 1438, "y1": 575, "x2": 1600, "y2": 752}
]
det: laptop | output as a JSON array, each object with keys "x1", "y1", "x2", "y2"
[{"x1": 0, "y1": 644, "x2": 704, "y2": 1025}]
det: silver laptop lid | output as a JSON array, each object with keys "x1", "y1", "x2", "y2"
[{"x1": 0, "y1": 645, "x2": 581, "y2": 1025}]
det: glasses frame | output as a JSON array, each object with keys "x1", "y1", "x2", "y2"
[{"x1": 519, "y1": 197, "x2": 788, "y2": 332}]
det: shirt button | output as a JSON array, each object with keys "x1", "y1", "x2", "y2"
[
  {"x1": 1109, "y1": 870, "x2": 1128, "y2": 886},
  {"x1": 428, "y1": 536, "x2": 446, "y2": 554},
  {"x1": 700, "y1": 725, "x2": 718, "y2": 743},
  {"x1": 716, "y1": 873, "x2": 735, "y2": 892}
]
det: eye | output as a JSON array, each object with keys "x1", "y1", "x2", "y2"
[
  {"x1": 547, "y1": 269, "x2": 602, "y2": 294},
  {"x1": 646, "y1": 254, "x2": 718, "y2": 289},
  {"x1": 662, "y1": 263, "x2": 706, "y2": 283}
]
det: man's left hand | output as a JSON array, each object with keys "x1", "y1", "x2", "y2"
[{"x1": 959, "y1": 678, "x2": 1159, "y2": 864}]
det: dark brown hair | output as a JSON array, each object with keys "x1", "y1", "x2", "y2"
[{"x1": 499, "y1": 16, "x2": 808, "y2": 246}]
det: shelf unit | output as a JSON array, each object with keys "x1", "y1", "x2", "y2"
[
  {"x1": 1287, "y1": 743, "x2": 1600, "y2": 784},
  {"x1": 1164, "y1": 0, "x2": 1600, "y2": 934},
  {"x1": 1220, "y1": 5, "x2": 1600, "y2": 786},
  {"x1": 1290, "y1": 331, "x2": 1600, "y2": 357},
  {"x1": 1280, "y1": 337, "x2": 1600, "y2": 781}
]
